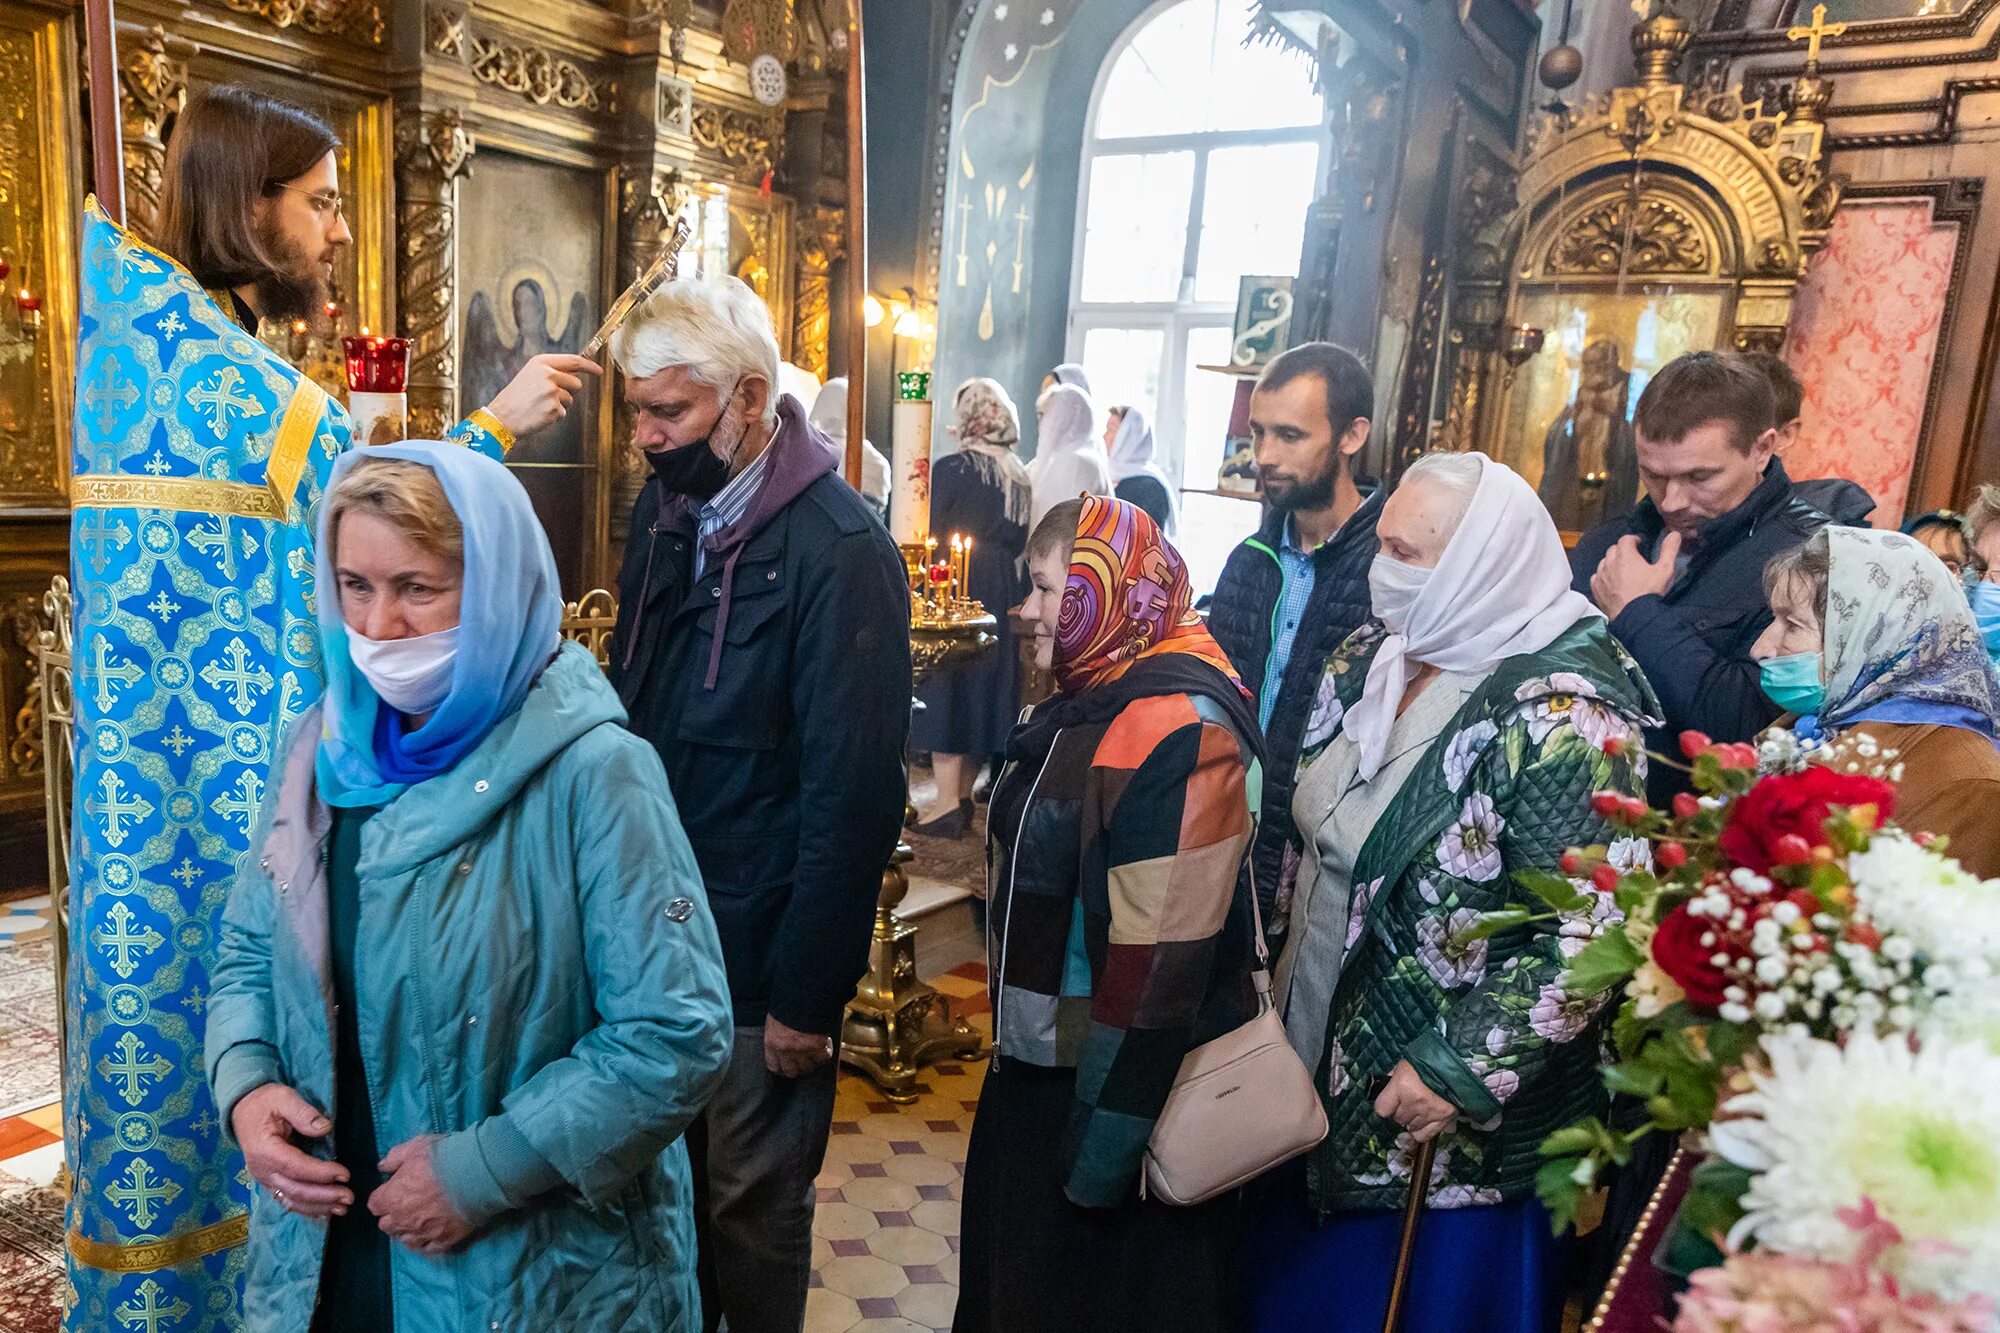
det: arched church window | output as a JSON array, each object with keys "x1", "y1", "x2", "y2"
[{"x1": 1069, "y1": 0, "x2": 1323, "y2": 587}]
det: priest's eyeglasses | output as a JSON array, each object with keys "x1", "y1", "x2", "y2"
[{"x1": 270, "y1": 183, "x2": 346, "y2": 219}]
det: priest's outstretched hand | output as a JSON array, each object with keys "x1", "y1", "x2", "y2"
[{"x1": 484, "y1": 352, "x2": 603, "y2": 440}]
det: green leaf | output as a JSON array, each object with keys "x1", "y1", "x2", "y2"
[
  {"x1": 1559, "y1": 930, "x2": 1645, "y2": 996},
  {"x1": 1602, "y1": 1061, "x2": 1664, "y2": 1099},
  {"x1": 1534, "y1": 1156, "x2": 1588, "y2": 1234},
  {"x1": 1454, "y1": 908, "x2": 1535, "y2": 943},
  {"x1": 1702, "y1": 1020, "x2": 1750, "y2": 1071},
  {"x1": 1517, "y1": 867, "x2": 1589, "y2": 914}
]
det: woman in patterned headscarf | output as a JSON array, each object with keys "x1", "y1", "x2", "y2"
[
  {"x1": 910, "y1": 378, "x2": 1037, "y2": 835},
  {"x1": 955, "y1": 496, "x2": 1263, "y2": 1333},
  {"x1": 1755, "y1": 525, "x2": 2000, "y2": 873}
]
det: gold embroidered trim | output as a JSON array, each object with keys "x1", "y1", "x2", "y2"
[
  {"x1": 71, "y1": 474, "x2": 287, "y2": 520},
  {"x1": 67, "y1": 1213, "x2": 249, "y2": 1272},
  {"x1": 264, "y1": 376, "x2": 328, "y2": 517},
  {"x1": 464, "y1": 407, "x2": 517, "y2": 454}
]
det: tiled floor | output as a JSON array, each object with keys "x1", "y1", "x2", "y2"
[{"x1": 812, "y1": 961, "x2": 990, "y2": 1333}]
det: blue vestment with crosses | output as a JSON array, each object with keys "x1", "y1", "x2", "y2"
[{"x1": 64, "y1": 197, "x2": 511, "y2": 1333}]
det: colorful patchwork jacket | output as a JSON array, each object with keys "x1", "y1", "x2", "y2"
[
  {"x1": 1294, "y1": 618, "x2": 1660, "y2": 1214},
  {"x1": 985, "y1": 655, "x2": 1262, "y2": 1208}
]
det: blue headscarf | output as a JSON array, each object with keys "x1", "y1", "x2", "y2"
[{"x1": 315, "y1": 441, "x2": 562, "y2": 808}]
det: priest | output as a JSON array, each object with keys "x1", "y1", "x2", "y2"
[{"x1": 65, "y1": 84, "x2": 590, "y2": 1332}]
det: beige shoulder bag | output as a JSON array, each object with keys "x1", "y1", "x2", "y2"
[{"x1": 1141, "y1": 865, "x2": 1328, "y2": 1206}]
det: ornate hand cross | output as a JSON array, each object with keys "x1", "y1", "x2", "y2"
[{"x1": 1786, "y1": 3, "x2": 1848, "y2": 70}]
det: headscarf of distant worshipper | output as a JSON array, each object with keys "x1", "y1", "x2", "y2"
[
  {"x1": 1040, "y1": 361, "x2": 1092, "y2": 398},
  {"x1": 206, "y1": 443, "x2": 732, "y2": 1332},
  {"x1": 1966, "y1": 484, "x2": 2000, "y2": 663},
  {"x1": 1246, "y1": 451, "x2": 1659, "y2": 1333},
  {"x1": 956, "y1": 495, "x2": 1261, "y2": 1333},
  {"x1": 1754, "y1": 525, "x2": 2000, "y2": 876},
  {"x1": 1027, "y1": 382, "x2": 1114, "y2": 526},
  {"x1": 808, "y1": 375, "x2": 892, "y2": 519},
  {"x1": 909, "y1": 377, "x2": 1037, "y2": 835},
  {"x1": 1104, "y1": 403, "x2": 1178, "y2": 535}
]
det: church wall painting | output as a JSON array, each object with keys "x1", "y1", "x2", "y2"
[
  {"x1": 1784, "y1": 198, "x2": 1959, "y2": 528},
  {"x1": 456, "y1": 148, "x2": 608, "y2": 594},
  {"x1": 1497, "y1": 288, "x2": 1727, "y2": 532}
]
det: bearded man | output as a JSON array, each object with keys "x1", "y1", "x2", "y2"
[
  {"x1": 65, "y1": 84, "x2": 588, "y2": 1332},
  {"x1": 1207, "y1": 342, "x2": 1384, "y2": 941}
]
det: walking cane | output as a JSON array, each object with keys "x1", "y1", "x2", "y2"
[{"x1": 1380, "y1": 1136, "x2": 1439, "y2": 1333}]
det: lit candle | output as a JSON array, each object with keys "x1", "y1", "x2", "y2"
[
  {"x1": 950, "y1": 535, "x2": 963, "y2": 601},
  {"x1": 16, "y1": 287, "x2": 40, "y2": 337},
  {"x1": 16, "y1": 288, "x2": 40, "y2": 313},
  {"x1": 962, "y1": 536, "x2": 973, "y2": 602}
]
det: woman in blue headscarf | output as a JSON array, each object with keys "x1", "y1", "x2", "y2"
[{"x1": 206, "y1": 442, "x2": 733, "y2": 1331}]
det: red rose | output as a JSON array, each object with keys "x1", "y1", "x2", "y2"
[
  {"x1": 1650, "y1": 903, "x2": 1730, "y2": 1010},
  {"x1": 1717, "y1": 767, "x2": 1897, "y2": 874}
]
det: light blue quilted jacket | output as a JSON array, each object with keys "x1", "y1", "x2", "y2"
[{"x1": 206, "y1": 644, "x2": 733, "y2": 1331}]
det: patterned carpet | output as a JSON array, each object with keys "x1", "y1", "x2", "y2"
[
  {"x1": 0, "y1": 930, "x2": 59, "y2": 1123},
  {"x1": 0, "y1": 1167, "x2": 63, "y2": 1333}
]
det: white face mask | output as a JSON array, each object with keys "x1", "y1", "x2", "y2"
[
  {"x1": 346, "y1": 625, "x2": 459, "y2": 715},
  {"x1": 1368, "y1": 554, "x2": 1433, "y2": 635}
]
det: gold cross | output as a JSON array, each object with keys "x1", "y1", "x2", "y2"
[{"x1": 1786, "y1": 3, "x2": 1848, "y2": 66}]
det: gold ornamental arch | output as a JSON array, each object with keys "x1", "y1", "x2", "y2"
[{"x1": 1464, "y1": 12, "x2": 1842, "y2": 494}]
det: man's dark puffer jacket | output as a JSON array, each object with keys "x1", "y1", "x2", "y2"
[
  {"x1": 1570, "y1": 458, "x2": 1835, "y2": 802},
  {"x1": 1207, "y1": 488, "x2": 1382, "y2": 925}
]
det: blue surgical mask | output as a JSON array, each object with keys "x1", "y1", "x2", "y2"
[
  {"x1": 1759, "y1": 651, "x2": 1825, "y2": 717},
  {"x1": 1969, "y1": 581, "x2": 2000, "y2": 661}
]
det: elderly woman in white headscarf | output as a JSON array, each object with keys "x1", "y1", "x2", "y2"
[
  {"x1": 808, "y1": 376, "x2": 891, "y2": 520},
  {"x1": 1245, "y1": 452, "x2": 1659, "y2": 1333},
  {"x1": 1103, "y1": 404, "x2": 1177, "y2": 535},
  {"x1": 1040, "y1": 361, "x2": 1092, "y2": 398},
  {"x1": 910, "y1": 378, "x2": 1037, "y2": 835},
  {"x1": 1028, "y1": 383, "x2": 1113, "y2": 527}
]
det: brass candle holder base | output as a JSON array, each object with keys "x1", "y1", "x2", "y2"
[
  {"x1": 838, "y1": 601, "x2": 997, "y2": 1102},
  {"x1": 839, "y1": 841, "x2": 986, "y2": 1103}
]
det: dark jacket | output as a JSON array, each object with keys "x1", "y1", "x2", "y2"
[
  {"x1": 1207, "y1": 488, "x2": 1383, "y2": 920},
  {"x1": 987, "y1": 654, "x2": 1261, "y2": 1206},
  {"x1": 1793, "y1": 476, "x2": 1877, "y2": 526},
  {"x1": 610, "y1": 397, "x2": 913, "y2": 1035},
  {"x1": 1569, "y1": 458, "x2": 1833, "y2": 800}
]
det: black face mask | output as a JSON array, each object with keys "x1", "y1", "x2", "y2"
[{"x1": 646, "y1": 438, "x2": 731, "y2": 500}]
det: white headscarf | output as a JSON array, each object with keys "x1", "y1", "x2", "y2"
[
  {"x1": 1345, "y1": 452, "x2": 1601, "y2": 780},
  {"x1": 809, "y1": 377, "x2": 890, "y2": 509},
  {"x1": 1028, "y1": 383, "x2": 1113, "y2": 526},
  {"x1": 1048, "y1": 362, "x2": 1091, "y2": 394},
  {"x1": 1107, "y1": 406, "x2": 1178, "y2": 530}
]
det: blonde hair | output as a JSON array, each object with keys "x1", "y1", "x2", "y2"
[
  {"x1": 610, "y1": 275, "x2": 781, "y2": 426},
  {"x1": 326, "y1": 458, "x2": 464, "y2": 568},
  {"x1": 1968, "y1": 484, "x2": 2000, "y2": 545}
]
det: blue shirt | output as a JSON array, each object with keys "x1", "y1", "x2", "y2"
[
  {"x1": 696, "y1": 441, "x2": 772, "y2": 577},
  {"x1": 1259, "y1": 517, "x2": 1319, "y2": 732}
]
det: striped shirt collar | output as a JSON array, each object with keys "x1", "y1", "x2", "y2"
[{"x1": 699, "y1": 439, "x2": 772, "y2": 540}]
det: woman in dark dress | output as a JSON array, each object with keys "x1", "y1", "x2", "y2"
[
  {"x1": 1105, "y1": 404, "x2": 1178, "y2": 535},
  {"x1": 911, "y1": 377, "x2": 1034, "y2": 834}
]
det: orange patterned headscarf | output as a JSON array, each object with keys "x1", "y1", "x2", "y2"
[{"x1": 1054, "y1": 495, "x2": 1248, "y2": 697}]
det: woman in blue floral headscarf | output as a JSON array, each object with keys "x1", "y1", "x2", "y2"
[{"x1": 1755, "y1": 525, "x2": 2000, "y2": 874}]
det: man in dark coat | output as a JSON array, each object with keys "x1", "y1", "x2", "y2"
[
  {"x1": 1208, "y1": 343, "x2": 1383, "y2": 936},
  {"x1": 607, "y1": 276, "x2": 911, "y2": 1333},
  {"x1": 1571, "y1": 350, "x2": 1836, "y2": 801}
]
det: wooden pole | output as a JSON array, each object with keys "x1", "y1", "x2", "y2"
[
  {"x1": 1381, "y1": 1136, "x2": 1438, "y2": 1333},
  {"x1": 84, "y1": 0, "x2": 126, "y2": 224},
  {"x1": 842, "y1": 0, "x2": 868, "y2": 489}
]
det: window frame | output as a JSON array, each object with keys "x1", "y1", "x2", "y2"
[{"x1": 1067, "y1": 0, "x2": 1326, "y2": 489}]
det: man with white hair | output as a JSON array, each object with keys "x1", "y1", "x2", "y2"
[{"x1": 606, "y1": 277, "x2": 912, "y2": 1332}]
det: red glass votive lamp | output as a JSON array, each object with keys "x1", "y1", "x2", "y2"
[{"x1": 342, "y1": 334, "x2": 410, "y2": 393}]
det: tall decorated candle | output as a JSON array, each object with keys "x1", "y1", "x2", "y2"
[{"x1": 890, "y1": 370, "x2": 933, "y2": 545}]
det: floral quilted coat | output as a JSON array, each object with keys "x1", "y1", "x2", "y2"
[{"x1": 1292, "y1": 618, "x2": 1660, "y2": 1214}]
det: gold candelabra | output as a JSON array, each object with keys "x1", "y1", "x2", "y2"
[{"x1": 838, "y1": 533, "x2": 997, "y2": 1101}]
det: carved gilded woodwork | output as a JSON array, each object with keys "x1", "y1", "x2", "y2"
[
  {"x1": 428, "y1": 5, "x2": 468, "y2": 60},
  {"x1": 203, "y1": 0, "x2": 384, "y2": 47},
  {"x1": 468, "y1": 32, "x2": 608, "y2": 111},
  {"x1": 720, "y1": 0, "x2": 798, "y2": 65},
  {"x1": 688, "y1": 98, "x2": 781, "y2": 175},
  {"x1": 1548, "y1": 196, "x2": 1714, "y2": 275},
  {"x1": 116, "y1": 26, "x2": 187, "y2": 245},
  {"x1": 394, "y1": 105, "x2": 476, "y2": 438},
  {"x1": 793, "y1": 204, "x2": 846, "y2": 381},
  {"x1": 658, "y1": 73, "x2": 694, "y2": 136}
]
